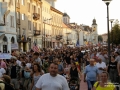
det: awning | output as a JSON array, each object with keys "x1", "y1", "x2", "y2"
[{"x1": 0, "y1": 33, "x2": 5, "y2": 38}]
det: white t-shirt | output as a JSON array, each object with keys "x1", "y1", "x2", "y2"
[
  {"x1": 96, "y1": 62, "x2": 106, "y2": 74},
  {"x1": 35, "y1": 73, "x2": 69, "y2": 90},
  {"x1": 26, "y1": 63, "x2": 31, "y2": 68},
  {"x1": 0, "y1": 68, "x2": 6, "y2": 74},
  {"x1": 16, "y1": 60, "x2": 21, "y2": 67}
]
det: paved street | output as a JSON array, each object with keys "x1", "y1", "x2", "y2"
[{"x1": 80, "y1": 74, "x2": 87, "y2": 90}]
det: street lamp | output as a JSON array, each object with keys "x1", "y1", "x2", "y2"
[
  {"x1": 102, "y1": 0, "x2": 112, "y2": 62},
  {"x1": 43, "y1": 18, "x2": 52, "y2": 50},
  {"x1": 109, "y1": 19, "x2": 114, "y2": 49}
]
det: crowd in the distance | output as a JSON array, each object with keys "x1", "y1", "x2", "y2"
[{"x1": 0, "y1": 45, "x2": 119, "y2": 90}]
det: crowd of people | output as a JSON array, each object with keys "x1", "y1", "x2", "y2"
[{"x1": 0, "y1": 45, "x2": 119, "y2": 90}]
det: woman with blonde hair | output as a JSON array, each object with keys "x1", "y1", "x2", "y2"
[{"x1": 93, "y1": 71, "x2": 116, "y2": 90}]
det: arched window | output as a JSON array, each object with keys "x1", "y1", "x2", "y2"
[
  {"x1": 3, "y1": 36, "x2": 7, "y2": 42},
  {"x1": 11, "y1": 37, "x2": 15, "y2": 43}
]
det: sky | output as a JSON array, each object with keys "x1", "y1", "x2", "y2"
[{"x1": 55, "y1": 0, "x2": 120, "y2": 35}]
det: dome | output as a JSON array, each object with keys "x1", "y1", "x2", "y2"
[
  {"x1": 92, "y1": 18, "x2": 97, "y2": 25},
  {"x1": 63, "y1": 13, "x2": 70, "y2": 18},
  {"x1": 93, "y1": 18, "x2": 96, "y2": 22}
]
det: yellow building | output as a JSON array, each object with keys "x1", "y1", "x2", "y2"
[
  {"x1": 50, "y1": 6, "x2": 63, "y2": 48},
  {"x1": 62, "y1": 23, "x2": 72, "y2": 45},
  {"x1": 41, "y1": 0, "x2": 52, "y2": 48},
  {"x1": 16, "y1": 0, "x2": 42, "y2": 51}
]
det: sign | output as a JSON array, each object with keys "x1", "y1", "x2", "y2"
[
  {"x1": 11, "y1": 43, "x2": 18, "y2": 50},
  {"x1": 0, "y1": 53, "x2": 12, "y2": 59}
]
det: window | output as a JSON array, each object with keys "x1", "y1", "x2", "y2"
[
  {"x1": 33, "y1": 22, "x2": 37, "y2": 30},
  {"x1": 17, "y1": 12, "x2": 20, "y2": 19},
  {"x1": 28, "y1": 3, "x2": 30, "y2": 12},
  {"x1": 22, "y1": 14, "x2": 25, "y2": 20},
  {"x1": 33, "y1": 5, "x2": 36, "y2": 13},
  {"x1": 10, "y1": 16, "x2": 14, "y2": 27},
  {"x1": 28, "y1": 21, "x2": 31, "y2": 30},
  {"x1": 38, "y1": 8, "x2": 40, "y2": 14},
  {"x1": 21, "y1": 0, "x2": 25, "y2": 5},
  {"x1": 39, "y1": 24, "x2": 41, "y2": 30}
]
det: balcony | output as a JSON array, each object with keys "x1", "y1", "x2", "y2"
[
  {"x1": 33, "y1": 13, "x2": 40, "y2": 20},
  {"x1": 16, "y1": 3, "x2": 20, "y2": 8},
  {"x1": 33, "y1": 30, "x2": 40, "y2": 36},
  {"x1": 17, "y1": 19, "x2": 20, "y2": 25},
  {"x1": 56, "y1": 35, "x2": 63, "y2": 40}
]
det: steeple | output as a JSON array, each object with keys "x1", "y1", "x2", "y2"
[{"x1": 92, "y1": 18, "x2": 97, "y2": 25}]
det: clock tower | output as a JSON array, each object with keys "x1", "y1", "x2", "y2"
[
  {"x1": 91, "y1": 18, "x2": 98, "y2": 44},
  {"x1": 45, "y1": 0, "x2": 56, "y2": 7}
]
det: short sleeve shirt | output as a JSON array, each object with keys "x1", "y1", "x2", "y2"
[
  {"x1": 35, "y1": 73, "x2": 69, "y2": 90},
  {"x1": 84, "y1": 65, "x2": 99, "y2": 81},
  {"x1": 94, "y1": 82, "x2": 115, "y2": 90}
]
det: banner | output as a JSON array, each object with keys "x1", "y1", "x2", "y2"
[{"x1": 0, "y1": 53, "x2": 12, "y2": 59}]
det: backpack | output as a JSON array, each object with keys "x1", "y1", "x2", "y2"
[{"x1": 0, "y1": 81, "x2": 15, "y2": 90}]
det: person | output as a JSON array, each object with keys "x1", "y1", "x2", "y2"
[
  {"x1": 30, "y1": 63, "x2": 43, "y2": 90},
  {"x1": 96, "y1": 57, "x2": 107, "y2": 75},
  {"x1": 107, "y1": 56, "x2": 118, "y2": 83},
  {"x1": 69, "y1": 61, "x2": 82, "y2": 82},
  {"x1": 84, "y1": 59, "x2": 99, "y2": 90},
  {"x1": 9, "y1": 56, "x2": 21, "y2": 90},
  {"x1": 93, "y1": 71, "x2": 116, "y2": 90},
  {"x1": 35, "y1": 62, "x2": 69, "y2": 90}
]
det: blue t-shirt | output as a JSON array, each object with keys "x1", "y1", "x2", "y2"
[{"x1": 84, "y1": 65, "x2": 99, "y2": 81}]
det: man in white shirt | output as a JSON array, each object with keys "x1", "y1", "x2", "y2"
[
  {"x1": 36, "y1": 62, "x2": 69, "y2": 90},
  {"x1": 96, "y1": 57, "x2": 106, "y2": 75}
]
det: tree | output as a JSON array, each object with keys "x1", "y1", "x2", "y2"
[
  {"x1": 98, "y1": 35, "x2": 103, "y2": 42},
  {"x1": 110, "y1": 24, "x2": 120, "y2": 45}
]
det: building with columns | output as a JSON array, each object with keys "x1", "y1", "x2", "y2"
[{"x1": 0, "y1": 0, "x2": 17, "y2": 53}]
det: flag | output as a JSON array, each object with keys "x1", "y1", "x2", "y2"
[
  {"x1": 76, "y1": 40, "x2": 80, "y2": 47},
  {"x1": 32, "y1": 42, "x2": 39, "y2": 52}
]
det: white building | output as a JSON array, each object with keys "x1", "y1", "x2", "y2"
[{"x1": 0, "y1": 1, "x2": 17, "y2": 53}]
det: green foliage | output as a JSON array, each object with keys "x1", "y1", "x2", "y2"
[
  {"x1": 110, "y1": 24, "x2": 120, "y2": 45},
  {"x1": 98, "y1": 35, "x2": 103, "y2": 42}
]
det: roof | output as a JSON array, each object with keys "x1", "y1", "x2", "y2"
[{"x1": 63, "y1": 13, "x2": 70, "y2": 18}]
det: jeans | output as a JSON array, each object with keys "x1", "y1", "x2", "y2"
[
  {"x1": 87, "y1": 80, "x2": 96, "y2": 90},
  {"x1": 109, "y1": 69, "x2": 118, "y2": 83}
]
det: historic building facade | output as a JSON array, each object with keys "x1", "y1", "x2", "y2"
[
  {"x1": 0, "y1": 0, "x2": 17, "y2": 53},
  {"x1": 16, "y1": 0, "x2": 42, "y2": 52},
  {"x1": 50, "y1": 6, "x2": 63, "y2": 48}
]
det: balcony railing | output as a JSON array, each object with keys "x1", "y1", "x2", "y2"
[
  {"x1": 34, "y1": 30, "x2": 40, "y2": 36},
  {"x1": 33, "y1": 13, "x2": 40, "y2": 20},
  {"x1": 56, "y1": 35, "x2": 63, "y2": 40}
]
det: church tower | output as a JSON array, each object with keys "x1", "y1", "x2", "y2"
[
  {"x1": 45, "y1": 0, "x2": 56, "y2": 7},
  {"x1": 91, "y1": 18, "x2": 98, "y2": 44},
  {"x1": 92, "y1": 18, "x2": 97, "y2": 32}
]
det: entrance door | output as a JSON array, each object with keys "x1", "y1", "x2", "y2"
[
  {"x1": 23, "y1": 42, "x2": 26, "y2": 52},
  {"x1": 3, "y1": 45, "x2": 7, "y2": 53}
]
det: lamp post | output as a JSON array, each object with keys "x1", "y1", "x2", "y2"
[
  {"x1": 102, "y1": 0, "x2": 112, "y2": 62},
  {"x1": 43, "y1": 18, "x2": 52, "y2": 50},
  {"x1": 109, "y1": 19, "x2": 114, "y2": 49}
]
